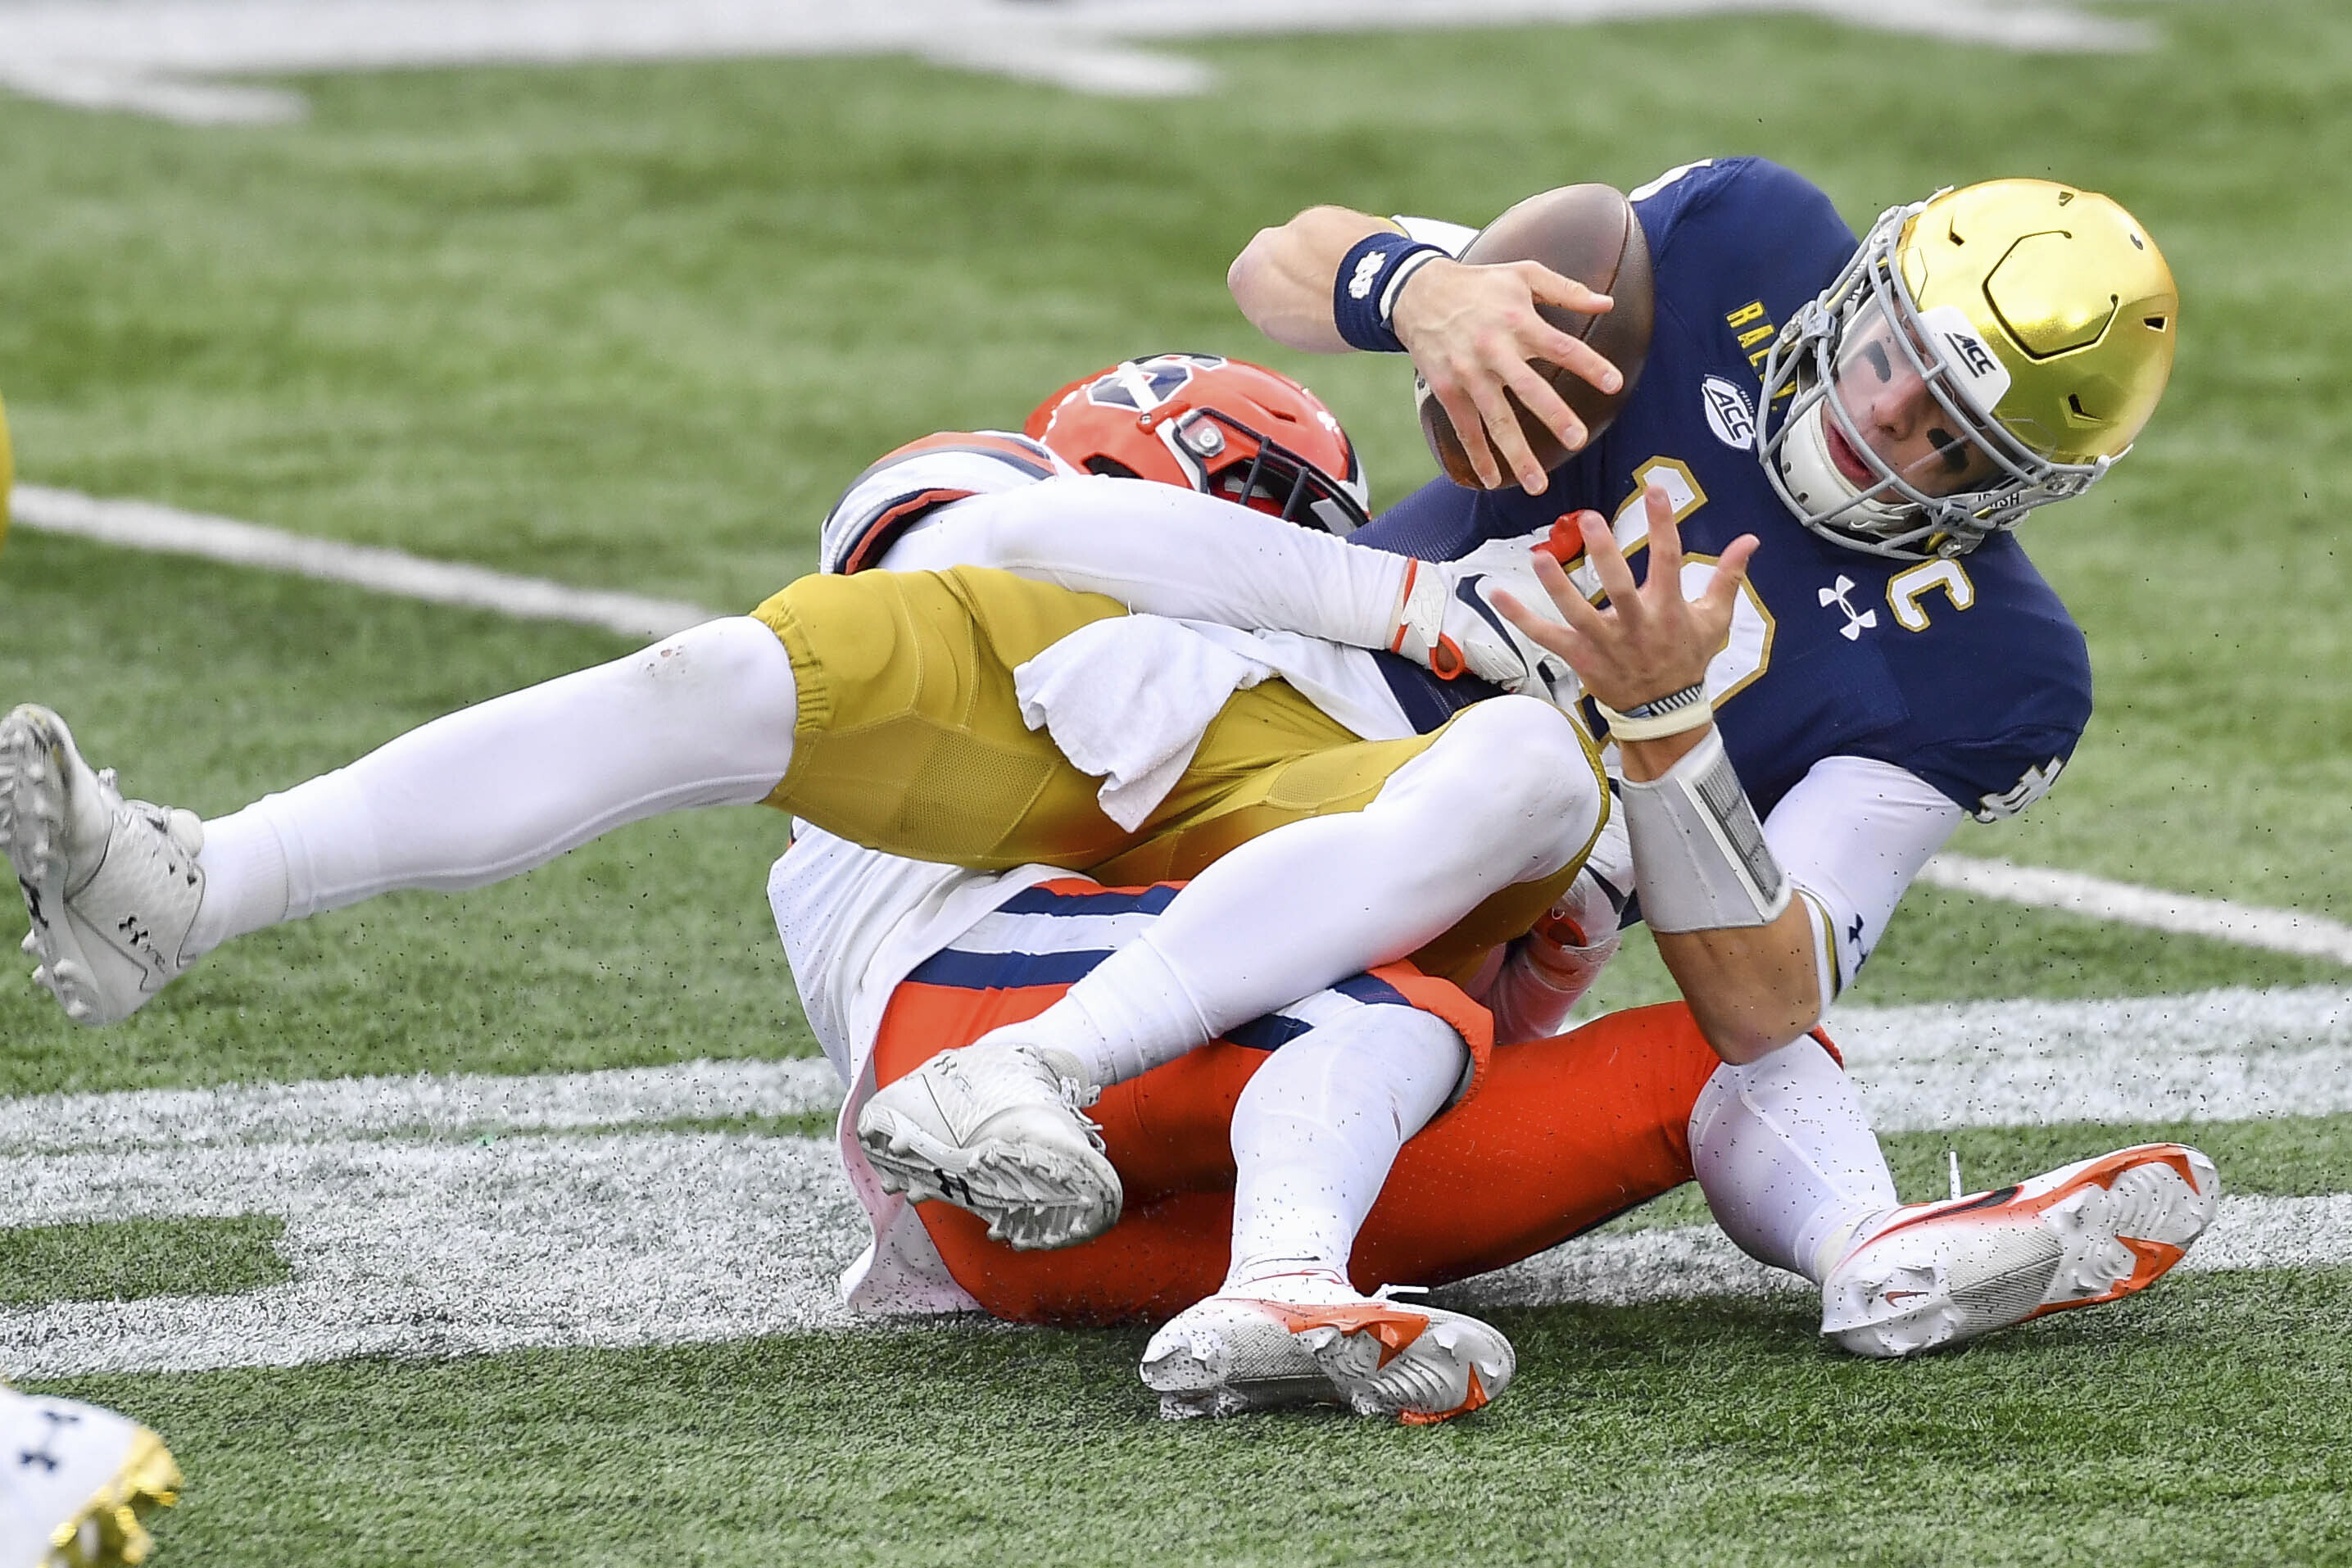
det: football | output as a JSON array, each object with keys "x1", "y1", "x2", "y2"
[{"x1": 1417, "y1": 182, "x2": 1656, "y2": 487}]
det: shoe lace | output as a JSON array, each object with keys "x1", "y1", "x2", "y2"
[{"x1": 1049, "y1": 1072, "x2": 1109, "y2": 1154}]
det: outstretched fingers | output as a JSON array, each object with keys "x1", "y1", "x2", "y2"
[
  {"x1": 1577, "y1": 507, "x2": 1642, "y2": 612},
  {"x1": 1697, "y1": 533, "x2": 1761, "y2": 626},
  {"x1": 1639, "y1": 482, "x2": 1683, "y2": 594}
]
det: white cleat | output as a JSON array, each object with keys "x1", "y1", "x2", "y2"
[
  {"x1": 1388, "y1": 556, "x2": 1581, "y2": 708},
  {"x1": 0, "y1": 1389, "x2": 183, "y2": 1567},
  {"x1": 0, "y1": 705, "x2": 206, "y2": 1027},
  {"x1": 854, "y1": 1035, "x2": 1122, "y2": 1251},
  {"x1": 1821, "y1": 1143, "x2": 2220, "y2": 1359},
  {"x1": 1140, "y1": 1278, "x2": 1515, "y2": 1425}
]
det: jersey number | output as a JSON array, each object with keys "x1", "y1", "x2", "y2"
[{"x1": 1574, "y1": 458, "x2": 1777, "y2": 706}]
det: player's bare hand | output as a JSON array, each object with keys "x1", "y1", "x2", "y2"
[
  {"x1": 1392, "y1": 258, "x2": 1622, "y2": 495},
  {"x1": 1489, "y1": 483, "x2": 1758, "y2": 711}
]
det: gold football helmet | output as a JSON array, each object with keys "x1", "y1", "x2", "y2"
[{"x1": 1759, "y1": 178, "x2": 2178, "y2": 559}]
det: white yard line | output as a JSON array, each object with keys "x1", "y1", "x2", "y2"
[
  {"x1": 1828, "y1": 985, "x2": 2352, "y2": 1131},
  {"x1": 0, "y1": 1056, "x2": 843, "y2": 1158},
  {"x1": 1, "y1": 985, "x2": 2349, "y2": 1374},
  {"x1": 0, "y1": 0, "x2": 2159, "y2": 122},
  {"x1": 11, "y1": 484, "x2": 714, "y2": 641},
  {"x1": 1915, "y1": 854, "x2": 2352, "y2": 964},
  {"x1": 0, "y1": 1128, "x2": 2337, "y2": 1375}
]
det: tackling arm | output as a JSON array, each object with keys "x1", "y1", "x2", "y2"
[{"x1": 877, "y1": 474, "x2": 1412, "y2": 655}]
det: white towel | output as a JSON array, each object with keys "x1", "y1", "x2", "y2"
[{"x1": 1014, "y1": 615, "x2": 1276, "y2": 832}]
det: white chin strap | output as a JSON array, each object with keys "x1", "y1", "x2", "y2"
[{"x1": 1772, "y1": 395, "x2": 1913, "y2": 532}]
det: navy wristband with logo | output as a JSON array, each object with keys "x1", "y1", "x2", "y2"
[{"x1": 1332, "y1": 232, "x2": 1448, "y2": 353}]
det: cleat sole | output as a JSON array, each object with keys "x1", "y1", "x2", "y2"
[
  {"x1": 856, "y1": 1108, "x2": 1120, "y2": 1252},
  {"x1": 1826, "y1": 1144, "x2": 2218, "y2": 1357},
  {"x1": 1141, "y1": 1296, "x2": 1513, "y2": 1425}
]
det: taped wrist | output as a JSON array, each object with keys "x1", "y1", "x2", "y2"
[
  {"x1": 1332, "y1": 232, "x2": 1448, "y2": 353},
  {"x1": 1619, "y1": 727, "x2": 1792, "y2": 931}
]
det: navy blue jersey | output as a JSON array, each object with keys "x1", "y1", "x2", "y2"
[{"x1": 1360, "y1": 157, "x2": 2091, "y2": 824}]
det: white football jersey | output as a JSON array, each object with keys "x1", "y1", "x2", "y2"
[
  {"x1": 769, "y1": 825, "x2": 1060, "y2": 1317},
  {"x1": 818, "y1": 429, "x2": 1076, "y2": 576}
]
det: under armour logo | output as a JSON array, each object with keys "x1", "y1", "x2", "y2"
[
  {"x1": 18, "y1": 1409, "x2": 79, "y2": 1473},
  {"x1": 119, "y1": 914, "x2": 150, "y2": 947},
  {"x1": 1819, "y1": 576, "x2": 1878, "y2": 641},
  {"x1": 1847, "y1": 913, "x2": 1865, "y2": 948}
]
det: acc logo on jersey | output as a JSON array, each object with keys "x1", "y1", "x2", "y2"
[
  {"x1": 1700, "y1": 376, "x2": 1756, "y2": 451},
  {"x1": 1084, "y1": 352, "x2": 1226, "y2": 414}
]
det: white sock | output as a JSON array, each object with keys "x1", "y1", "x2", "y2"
[
  {"x1": 1688, "y1": 1036, "x2": 1899, "y2": 1284},
  {"x1": 187, "y1": 616, "x2": 800, "y2": 954},
  {"x1": 1223, "y1": 1002, "x2": 1466, "y2": 1291},
  {"x1": 1012, "y1": 932, "x2": 1211, "y2": 1086},
  {"x1": 1038, "y1": 696, "x2": 1600, "y2": 1088}
]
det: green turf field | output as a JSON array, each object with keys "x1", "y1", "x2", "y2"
[{"x1": 3, "y1": 0, "x2": 2351, "y2": 1561}]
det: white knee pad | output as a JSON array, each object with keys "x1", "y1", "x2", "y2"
[{"x1": 1382, "y1": 696, "x2": 1602, "y2": 879}]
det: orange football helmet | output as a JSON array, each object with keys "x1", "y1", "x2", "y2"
[{"x1": 1025, "y1": 352, "x2": 1371, "y2": 534}]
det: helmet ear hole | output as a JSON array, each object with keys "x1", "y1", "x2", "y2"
[{"x1": 1029, "y1": 352, "x2": 1370, "y2": 532}]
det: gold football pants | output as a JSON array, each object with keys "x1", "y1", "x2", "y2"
[{"x1": 751, "y1": 565, "x2": 1596, "y2": 981}]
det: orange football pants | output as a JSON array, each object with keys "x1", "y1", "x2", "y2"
[{"x1": 870, "y1": 965, "x2": 1729, "y2": 1326}]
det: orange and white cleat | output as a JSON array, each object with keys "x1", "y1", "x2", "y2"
[
  {"x1": 1821, "y1": 1143, "x2": 2218, "y2": 1359},
  {"x1": 1140, "y1": 1276, "x2": 1514, "y2": 1424}
]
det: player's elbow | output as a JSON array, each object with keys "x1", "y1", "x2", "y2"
[
  {"x1": 1229, "y1": 206, "x2": 1387, "y2": 351},
  {"x1": 1226, "y1": 229, "x2": 1276, "y2": 308},
  {"x1": 1226, "y1": 223, "x2": 1299, "y2": 332}
]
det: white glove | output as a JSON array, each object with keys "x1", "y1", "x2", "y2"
[{"x1": 1484, "y1": 867, "x2": 1625, "y2": 1043}]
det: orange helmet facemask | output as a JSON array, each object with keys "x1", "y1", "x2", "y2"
[{"x1": 1026, "y1": 353, "x2": 1371, "y2": 535}]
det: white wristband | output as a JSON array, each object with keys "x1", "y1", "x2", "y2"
[{"x1": 1593, "y1": 682, "x2": 1713, "y2": 742}]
